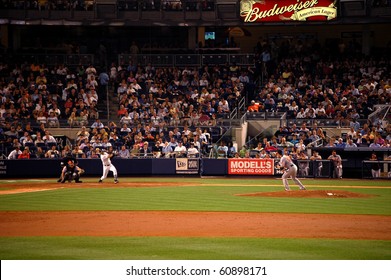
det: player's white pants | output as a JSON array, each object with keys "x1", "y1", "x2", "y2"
[
  {"x1": 100, "y1": 164, "x2": 118, "y2": 181},
  {"x1": 371, "y1": 169, "x2": 381, "y2": 178},
  {"x1": 282, "y1": 164, "x2": 306, "y2": 191},
  {"x1": 333, "y1": 165, "x2": 343, "y2": 178},
  {"x1": 315, "y1": 163, "x2": 323, "y2": 177}
]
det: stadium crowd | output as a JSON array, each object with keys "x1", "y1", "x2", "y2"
[{"x1": 1, "y1": 36, "x2": 391, "y2": 161}]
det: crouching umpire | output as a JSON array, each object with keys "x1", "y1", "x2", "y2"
[{"x1": 59, "y1": 158, "x2": 85, "y2": 183}]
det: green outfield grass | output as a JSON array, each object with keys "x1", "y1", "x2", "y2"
[
  {"x1": 0, "y1": 178, "x2": 390, "y2": 260},
  {"x1": 0, "y1": 237, "x2": 390, "y2": 260},
  {"x1": 0, "y1": 178, "x2": 390, "y2": 214}
]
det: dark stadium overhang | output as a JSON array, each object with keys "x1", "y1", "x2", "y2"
[
  {"x1": 0, "y1": 2, "x2": 390, "y2": 27},
  {"x1": 1, "y1": 16, "x2": 391, "y2": 27}
]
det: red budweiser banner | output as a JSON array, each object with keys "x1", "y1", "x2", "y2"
[
  {"x1": 240, "y1": 0, "x2": 338, "y2": 22},
  {"x1": 228, "y1": 158, "x2": 275, "y2": 175}
]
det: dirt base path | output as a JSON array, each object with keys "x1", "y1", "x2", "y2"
[{"x1": 1, "y1": 211, "x2": 390, "y2": 240}]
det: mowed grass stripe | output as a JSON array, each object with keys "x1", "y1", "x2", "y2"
[
  {"x1": 0, "y1": 185, "x2": 390, "y2": 215},
  {"x1": 0, "y1": 237, "x2": 390, "y2": 260},
  {"x1": 2, "y1": 178, "x2": 391, "y2": 187}
]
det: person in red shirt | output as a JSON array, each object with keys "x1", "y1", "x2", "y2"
[
  {"x1": 18, "y1": 149, "x2": 30, "y2": 159},
  {"x1": 247, "y1": 100, "x2": 260, "y2": 112}
]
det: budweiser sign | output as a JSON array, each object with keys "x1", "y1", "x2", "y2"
[{"x1": 240, "y1": 0, "x2": 337, "y2": 22}]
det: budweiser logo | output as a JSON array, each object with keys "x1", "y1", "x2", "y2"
[{"x1": 240, "y1": 0, "x2": 337, "y2": 22}]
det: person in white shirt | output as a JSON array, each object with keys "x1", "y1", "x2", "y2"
[
  {"x1": 277, "y1": 150, "x2": 306, "y2": 191},
  {"x1": 174, "y1": 141, "x2": 187, "y2": 158},
  {"x1": 120, "y1": 112, "x2": 132, "y2": 125},
  {"x1": 97, "y1": 148, "x2": 118, "y2": 184},
  {"x1": 296, "y1": 108, "x2": 306, "y2": 118},
  {"x1": 345, "y1": 139, "x2": 357, "y2": 148},
  {"x1": 186, "y1": 142, "x2": 199, "y2": 158},
  {"x1": 91, "y1": 119, "x2": 104, "y2": 130},
  {"x1": 43, "y1": 130, "x2": 57, "y2": 144},
  {"x1": 218, "y1": 99, "x2": 230, "y2": 113},
  {"x1": 8, "y1": 146, "x2": 22, "y2": 159}
]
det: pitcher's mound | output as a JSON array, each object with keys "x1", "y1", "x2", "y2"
[{"x1": 236, "y1": 190, "x2": 374, "y2": 198}]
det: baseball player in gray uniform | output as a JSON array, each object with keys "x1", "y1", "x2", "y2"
[
  {"x1": 97, "y1": 148, "x2": 119, "y2": 184},
  {"x1": 278, "y1": 150, "x2": 306, "y2": 191}
]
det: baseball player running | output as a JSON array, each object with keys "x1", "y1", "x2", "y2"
[
  {"x1": 277, "y1": 150, "x2": 306, "y2": 191},
  {"x1": 97, "y1": 148, "x2": 119, "y2": 184}
]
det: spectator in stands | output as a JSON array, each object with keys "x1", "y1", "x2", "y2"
[
  {"x1": 335, "y1": 138, "x2": 346, "y2": 148},
  {"x1": 118, "y1": 145, "x2": 130, "y2": 159},
  {"x1": 150, "y1": 141, "x2": 162, "y2": 158},
  {"x1": 347, "y1": 127, "x2": 357, "y2": 140},
  {"x1": 18, "y1": 148, "x2": 30, "y2": 159},
  {"x1": 355, "y1": 133, "x2": 365, "y2": 146},
  {"x1": 159, "y1": 140, "x2": 171, "y2": 158},
  {"x1": 71, "y1": 145, "x2": 85, "y2": 159},
  {"x1": 77, "y1": 111, "x2": 89, "y2": 127},
  {"x1": 238, "y1": 145, "x2": 248, "y2": 158},
  {"x1": 91, "y1": 118, "x2": 104, "y2": 129},
  {"x1": 117, "y1": 104, "x2": 128, "y2": 118},
  {"x1": 47, "y1": 112, "x2": 60, "y2": 128},
  {"x1": 7, "y1": 146, "x2": 22, "y2": 159},
  {"x1": 173, "y1": 141, "x2": 187, "y2": 158},
  {"x1": 21, "y1": 134, "x2": 34, "y2": 147},
  {"x1": 369, "y1": 140, "x2": 381, "y2": 148},
  {"x1": 45, "y1": 145, "x2": 60, "y2": 159},
  {"x1": 247, "y1": 100, "x2": 260, "y2": 112},
  {"x1": 138, "y1": 141, "x2": 151, "y2": 157},
  {"x1": 36, "y1": 111, "x2": 47, "y2": 125},
  {"x1": 216, "y1": 141, "x2": 228, "y2": 158},
  {"x1": 4, "y1": 126, "x2": 18, "y2": 139},
  {"x1": 98, "y1": 69, "x2": 109, "y2": 99},
  {"x1": 278, "y1": 137, "x2": 294, "y2": 148},
  {"x1": 296, "y1": 108, "x2": 306, "y2": 118},
  {"x1": 101, "y1": 138, "x2": 112, "y2": 150},
  {"x1": 48, "y1": 103, "x2": 61, "y2": 117},
  {"x1": 218, "y1": 98, "x2": 230, "y2": 113},
  {"x1": 345, "y1": 138, "x2": 357, "y2": 148},
  {"x1": 35, "y1": 147, "x2": 45, "y2": 159},
  {"x1": 227, "y1": 141, "x2": 236, "y2": 158},
  {"x1": 187, "y1": 142, "x2": 199, "y2": 158},
  {"x1": 61, "y1": 145, "x2": 73, "y2": 158},
  {"x1": 294, "y1": 139, "x2": 306, "y2": 151},
  {"x1": 43, "y1": 130, "x2": 57, "y2": 145}
]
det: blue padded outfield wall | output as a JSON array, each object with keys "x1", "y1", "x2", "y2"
[
  {"x1": 1, "y1": 148, "x2": 391, "y2": 179},
  {"x1": 0, "y1": 158, "x2": 246, "y2": 178}
]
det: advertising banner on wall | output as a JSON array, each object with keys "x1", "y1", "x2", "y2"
[
  {"x1": 240, "y1": 0, "x2": 338, "y2": 23},
  {"x1": 0, "y1": 160, "x2": 7, "y2": 177},
  {"x1": 228, "y1": 158, "x2": 275, "y2": 175},
  {"x1": 176, "y1": 158, "x2": 199, "y2": 174}
]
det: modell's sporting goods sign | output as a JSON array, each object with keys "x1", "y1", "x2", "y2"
[
  {"x1": 240, "y1": 0, "x2": 337, "y2": 22},
  {"x1": 228, "y1": 158, "x2": 275, "y2": 175}
]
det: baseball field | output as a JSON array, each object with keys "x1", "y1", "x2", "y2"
[{"x1": 0, "y1": 177, "x2": 390, "y2": 260}]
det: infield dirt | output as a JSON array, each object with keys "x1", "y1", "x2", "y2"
[{"x1": 1, "y1": 182, "x2": 390, "y2": 240}]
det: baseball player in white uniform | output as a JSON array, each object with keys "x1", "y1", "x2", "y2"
[
  {"x1": 278, "y1": 150, "x2": 306, "y2": 191},
  {"x1": 97, "y1": 148, "x2": 119, "y2": 184}
]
